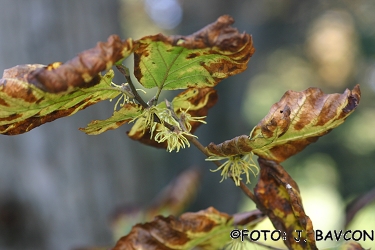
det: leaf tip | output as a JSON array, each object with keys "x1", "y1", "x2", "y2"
[{"x1": 343, "y1": 84, "x2": 361, "y2": 114}]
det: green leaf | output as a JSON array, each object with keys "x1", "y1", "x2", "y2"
[
  {"x1": 207, "y1": 85, "x2": 361, "y2": 163},
  {"x1": 133, "y1": 15, "x2": 254, "y2": 90},
  {"x1": 0, "y1": 66, "x2": 121, "y2": 135},
  {"x1": 80, "y1": 103, "x2": 143, "y2": 135}
]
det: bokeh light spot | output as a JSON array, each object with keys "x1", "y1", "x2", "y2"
[
  {"x1": 306, "y1": 10, "x2": 358, "y2": 87},
  {"x1": 144, "y1": 0, "x2": 182, "y2": 30}
]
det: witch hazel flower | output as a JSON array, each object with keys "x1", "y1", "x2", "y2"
[{"x1": 207, "y1": 152, "x2": 259, "y2": 186}]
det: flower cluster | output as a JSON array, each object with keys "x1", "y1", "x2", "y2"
[
  {"x1": 208, "y1": 152, "x2": 259, "y2": 186},
  {"x1": 179, "y1": 107, "x2": 207, "y2": 131},
  {"x1": 154, "y1": 125, "x2": 195, "y2": 152},
  {"x1": 132, "y1": 104, "x2": 206, "y2": 152}
]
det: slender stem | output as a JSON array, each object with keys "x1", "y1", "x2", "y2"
[
  {"x1": 239, "y1": 181, "x2": 256, "y2": 202},
  {"x1": 116, "y1": 65, "x2": 148, "y2": 108},
  {"x1": 188, "y1": 136, "x2": 210, "y2": 157},
  {"x1": 154, "y1": 87, "x2": 163, "y2": 104}
]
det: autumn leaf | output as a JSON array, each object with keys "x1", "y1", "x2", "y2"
[
  {"x1": 127, "y1": 87, "x2": 218, "y2": 148},
  {"x1": 27, "y1": 35, "x2": 133, "y2": 93},
  {"x1": 207, "y1": 85, "x2": 361, "y2": 163},
  {"x1": 0, "y1": 35, "x2": 134, "y2": 135},
  {"x1": 1, "y1": 16, "x2": 252, "y2": 136},
  {"x1": 254, "y1": 158, "x2": 317, "y2": 250},
  {"x1": 160, "y1": 88, "x2": 218, "y2": 123},
  {"x1": 0, "y1": 67, "x2": 121, "y2": 135},
  {"x1": 80, "y1": 103, "x2": 143, "y2": 135},
  {"x1": 133, "y1": 15, "x2": 255, "y2": 91},
  {"x1": 112, "y1": 207, "x2": 265, "y2": 250}
]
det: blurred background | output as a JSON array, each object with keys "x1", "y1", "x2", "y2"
[{"x1": 1, "y1": 0, "x2": 375, "y2": 249}]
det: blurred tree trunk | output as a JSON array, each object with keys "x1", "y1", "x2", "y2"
[{"x1": 0, "y1": 1, "x2": 139, "y2": 249}]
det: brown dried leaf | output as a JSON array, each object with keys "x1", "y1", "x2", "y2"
[
  {"x1": 207, "y1": 85, "x2": 361, "y2": 163},
  {"x1": 254, "y1": 158, "x2": 317, "y2": 250},
  {"x1": 27, "y1": 35, "x2": 133, "y2": 93},
  {"x1": 112, "y1": 207, "x2": 265, "y2": 250}
]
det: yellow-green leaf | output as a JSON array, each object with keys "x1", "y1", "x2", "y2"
[
  {"x1": 80, "y1": 103, "x2": 143, "y2": 135},
  {"x1": 0, "y1": 66, "x2": 121, "y2": 135},
  {"x1": 207, "y1": 85, "x2": 361, "y2": 163},
  {"x1": 0, "y1": 34, "x2": 134, "y2": 135}
]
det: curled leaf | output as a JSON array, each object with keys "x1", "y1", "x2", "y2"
[
  {"x1": 113, "y1": 207, "x2": 265, "y2": 250},
  {"x1": 0, "y1": 68, "x2": 120, "y2": 135},
  {"x1": 0, "y1": 35, "x2": 135, "y2": 135},
  {"x1": 133, "y1": 15, "x2": 255, "y2": 90},
  {"x1": 254, "y1": 158, "x2": 317, "y2": 250},
  {"x1": 27, "y1": 35, "x2": 133, "y2": 93},
  {"x1": 207, "y1": 85, "x2": 361, "y2": 163}
]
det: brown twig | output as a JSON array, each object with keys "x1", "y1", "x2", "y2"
[
  {"x1": 115, "y1": 65, "x2": 175, "y2": 132},
  {"x1": 239, "y1": 180, "x2": 256, "y2": 202},
  {"x1": 115, "y1": 65, "x2": 148, "y2": 108}
]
